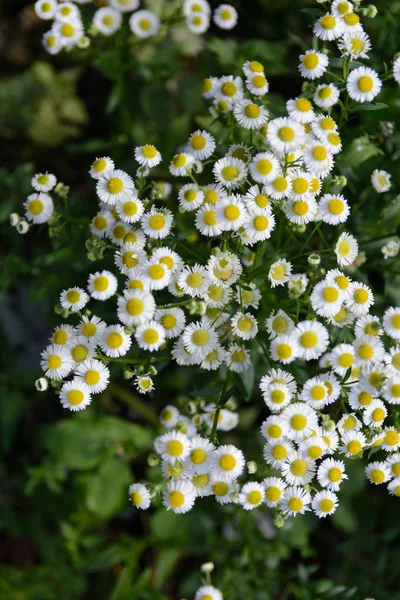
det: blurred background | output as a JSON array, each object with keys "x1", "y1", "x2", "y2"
[{"x1": 1, "y1": 0, "x2": 400, "y2": 598}]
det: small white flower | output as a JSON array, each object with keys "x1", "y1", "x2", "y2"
[
  {"x1": 346, "y1": 66, "x2": 382, "y2": 103},
  {"x1": 129, "y1": 483, "x2": 151, "y2": 509},
  {"x1": 59, "y1": 378, "x2": 92, "y2": 412}
]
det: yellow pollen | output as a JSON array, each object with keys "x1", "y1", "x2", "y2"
[
  {"x1": 303, "y1": 53, "x2": 319, "y2": 70},
  {"x1": 321, "y1": 117, "x2": 335, "y2": 130},
  {"x1": 191, "y1": 449, "x2": 207, "y2": 464},
  {"x1": 319, "y1": 498, "x2": 334, "y2": 512},
  {"x1": 358, "y1": 76, "x2": 373, "y2": 92},
  {"x1": 71, "y1": 344, "x2": 88, "y2": 362},
  {"x1": 187, "y1": 273, "x2": 203, "y2": 288},
  {"x1": 200, "y1": 78, "x2": 212, "y2": 93},
  {"x1": 131, "y1": 492, "x2": 142, "y2": 506},
  {"x1": 94, "y1": 276, "x2": 109, "y2": 292},
  {"x1": 312, "y1": 146, "x2": 327, "y2": 161},
  {"x1": 192, "y1": 330, "x2": 209, "y2": 346},
  {"x1": 290, "y1": 459, "x2": 308, "y2": 476},
  {"x1": 370, "y1": 469, "x2": 385, "y2": 484},
  {"x1": 169, "y1": 491, "x2": 184, "y2": 507},
  {"x1": 93, "y1": 158, "x2": 106, "y2": 172},
  {"x1": 61, "y1": 23, "x2": 75, "y2": 37},
  {"x1": 278, "y1": 126, "x2": 295, "y2": 142},
  {"x1": 347, "y1": 440, "x2": 362, "y2": 455},
  {"x1": 126, "y1": 298, "x2": 144, "y2": 316},
  {"x1": 107, "y1": 178, "x2": 124, "y2": 194},
  {"x1": 290, "y1": 414, "x2": 307, "y2": 431},
  {"x1": 288, "y1": 498, "x2": 303, "y2": 512},
  {"x1": 221, "y1": 81, "x2": 237, "y2": 97},
  {"x1": 221, "y1": 166, "x2": 239, "y2": 181},
  {"x1": 245, "y1": 104, "x2": 261, "y2": 118},
  {"x1": 323, "y1": 286, "x2": 339, "y2": 302},
  {"x1": 344, "y1": 12, "x2": 360, "y2": 25},
  {"x1": 213, "y1": 482, "x2": 229, "y2": 496},
  {"x1": 273, "y1": 177, "x2": 288, "y2": 192},
  {"x1": 148, "y1": 264, "x2": 165, "y2": 280},
  {"x1": 272, "y1": 316, "x2": 288, "y2": 334},
  {"x1": 338, "y1": 353, "x2": 354, "y2": 368},
  {"x1": 29, "y1": 199, "x2": 44, "y2": 215},
  {"x1": 53, "y1": 330, "x2": 68, "y2": 345},
  {"x1": 224, "y1": 205, "x2": 240, "y2": 220},
  {"x1": 139, "y1": 18, "x2": 151, "y2": 30},
  {"x1": 296, "y1": 97, "x2": 312, "y2": 112},
  {"x1": 107, "y1": 333, "x2": 123, "y2": 348},
  {"x1": 160, "y1": 314, "x2": 177, "y2": 330},
  {"x1": 149, "y1": 214, "x2": 166, "y2": 230},
  {"x1": 358, "y1": 344, "x2": 373, "y2": 360},
  {"x1": 257, "y1": 159, "x2": 272, "y2": 175},
  {"x1": 328, "y1": 199, "x2": 344, "y2": 215},
  {"x1": 143, "y1": 329, "x2": 159, "y2": 344},
  {"x1": 328, "y1": 467, "x2": 342, "y2": 481},
  {"x1": 391, "y1": 384, "x2": 400, "y2": 398},
  {"x1": 318, "y1": 87, "x2": 332, "y2": 99},
  {"x1": 392, "y1": 314, "x2": 400, "y2": 329},
  {"x1": 268, "y1": 424, "x2": 282, "y2": 439},
  {"x1": 354, "y1": 289, "x2": 368, "y2": 304},
  {"x1": 308, "y1": 446, "x2": 322, "y2": 460},
  {"x1": 67, "y1": 390, "x2": 84, "y2": 405},
  {"x1": 266, "y1": 487, "x2": 281, "y2": 502},
  {"x1": 293, "y1": 200, "x2": 309, "y2": 216},
  {"x1": 253, "y1": 75, "x2": 267, "y2": 88},
  {"x1": 85, "y1": 370, "x2": 100, "y2": 385},
  {"x1": 276, "y1": 344, "x2": 292, "y2": 360},
  {"x1": 300, "y1": 331, "x2": 317, "y2": 348},
  {"x1": 311, "y1": 385, "x2": 326, "y2": 401},
  {"x1": 167, "y1": 440, "x2": 183, "y2": 457},
  {"x1": 248, "y1": 490, "x2": 262, "y2": 504},
  {"x1": 372, "y1": 408, "x2": 385, "y2": 422},
  {"x1": 293, "y1": 178, "x2": 309, "y2": 194},
  {"x1": 47, "y1": 355, "x2": 62, "y2": 370},
  {"x1": 253, "y1": 215, "x2": 269, "y2": 231},
  {"x1": 93, "y1": 215, "x2": 107, "y2": 230},
  {"x1": 272, "y1": 445, "x2": 287, "y2": 460},
  {"x1": 321, "y1": 15, "x2": 336, "y2": 29},
  {"x1": 66, "y1": 290, "x2": 80, "y2": 304},
  {"x1": 385, "y1": 430, "x2": 399, "y2": 446}
]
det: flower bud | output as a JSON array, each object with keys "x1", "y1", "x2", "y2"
[
  {"x1": 324, "y1": 419, "x2": 336, "y2": 432},
  {"x1": 274, "y1": 517, "x2": 285, "y2": 528},
  {"x1": 147, "y1": 453, "x2": 160, "y2": 467},
  {"x1": 16, "y1": 220, "x2": 29, "y2": 234},
  {"x1": 35, "y1": 377, "x2": 48, "y2": 392},
  {"x1": 9, "y1": 213, "x2": 20, "y2": 226},
  {"x1": 201, "y1": 562, "x2": 214, "y2": 574},
  {"x1": 308, "y1": 253, "x2": 321, "y2": 267},
  {"x1": 124, "y1": 369, "x2": 135, "y2": 380},
  {"x1": 247, "y1": 461, "x2": 257, "y2": 474},
  {"x1": 149, "y1": 365, "x2": 158, "y2": 376}
]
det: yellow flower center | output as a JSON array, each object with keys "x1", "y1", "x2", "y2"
[
  {"x1": 271, "y1": 390, "x2": 285, "y2": 404},
  {"x1": 290, "y1": 459, "x2": 308, "y2": 476},
  {"x1": 149, "y1": 214, "x2": 166, "y2": 230},
  {"x1": 272, "y1": 445, "x2": 287, "y2": 460},
  {"x1": 221, "y1": 81, "x2": 237, "y2": 97},
  {"x1": 143, "y1": 329, "x2": 159, "y2": 344},
  {"x1": 278, "y1": 126, "x2": 295, "y2": 142},
  {"x1": 192, "y1": 330, "x2": 209, "y2": 346},
  {"x1": 253, "y1": 74, "x2": 267, "y2": 88},
  {"x1": 391, "y1": 384, "x2": 400, "y2": 398},
  {"x1": 292, "y1": 178, "x2": 309, "y2": 194},
  {"x1": 312, "y1": 146, "x2": 327, "y2": 161},
  {"x1": 221, "y1": 166, "x2": 239, "y2": 181},
  {"x1": 290, "y1": 415, "x2": 307, "y2": 431},
  {"x1": 257, "y1": 159, "x2": 272, "y2": 175},
  {"x1": 139, "y1": 18, "x2": 152, "y2": 30},
  {"x1": 303, "y1": 53, "x2": 319, "y2": 70},
  {"x1": 354, "y1": 289, "x2": 368, "y2": 304},
  {"x1": 385, "y1": 430, "x2": 399, "y2": 445},
  {"x1": 224, "y1": 205, "x2": 240, "y2": 220},
  {"x1": 344, "y1": 12, "x2": 360, "y2": 25},
  {"x1": 67, "y1": 390, "x2": 84, "y2": 405},
  {"x1": 358, "y1": 344, "x2": 373, "y2": 360},
  {"x1": 311, "y1": 385, "x2": 326, "y2": 401},
  {"x1": 47, "y1": 355, "x2": 62, "y2": 369},
  {"x1": 213, "y1": 482, "x2": 229, "y2": 496},
  {"x1": 328, "y1": 199, "x2": 344, "y2": 215},
  {"x1": 71, "y1": 344, "x2": 88, "y2": 362},
  {"x1": 245, "y1": 104, "x2": 261, "y2": 118},
  {"x1": 323, "y1": 286, "x2": 339, "y2": 302},
  {"x1": 142, "y1": 145, "x2": 157, "y2": 159},
  {"x1": 293, "y1": 200, "x2": 309, "y2": 216},
  {"x1": 372, "y1": 408, "x2": 385, "y2": 422},
  {"x1": 61, "y1": 23, "x2": 75, "y2": 37},
  {"x1": 93, "y1": 215, "x2": 107, "y2": 230},
  {"x1": 328, "y1": 467, "x2": 342, "y2": 481},
  {"x1": 29, "y1": 199, "x2": 44, "y2": 215},
  {"x1": 107, "y1": 178, "x2": 124, "y2": 194},
  {"x1": 347, "y1": 440, "x2": 362, "y2": 455},
  {"x1": 169, "y1": 491, "x2": 184, "y2": 507},
  {"x1": 237, "y1": 316, "x2": 254, "y2": 331},
  {"x1": 200, "y1": 78, "x2": 212, "y2": 93},
  {"x1": 358, "y1": 76, "x2": 373, "y2": 92},
  {"x1": 94, "y1": 276, "x2": 109, "y2": 292},
  {"x1": 167, "y1": 440, "x2": 183, "y2": 457},
  {"x1": 370, "y1": 469, "x2": 385, "y2": 484},
  {"x1": 148, "y1": 264, "x2": 165, "y2": 280},
  {"x1": 253, "y1": 215, "x2": 269, "y2": 231},
  {"x1": 288, "y1": 498, "x2": 303, "y2": 512},
  {"x1": 296, "y1": 97, "x2": 312, "y2": 112},
  {"x1": 338, "y1": 353, "x2": 353, "y2": 368},
  {"x1": 308, "y1": 446, "x2": 322, "y2": 460},
  {"x1": 319, "y1": 498, "x2": 334, "y2": 512},
  {"x1": 300, "y1": 331, "x2": 317, "y2": 348},
  {"x1": 319, "y1": 87, "x2": 332, "y2": 99},
  {"x1": 276, "y1": 343, "x2": 292, "y2": 359},
  {"x1": 248, "y1": 490, "x2": 262, "y2": 504},
  {"x1": 191, "y1": 448, "x2": 207, "y2": 464},
  {"x1": 107, "y1": 333, "x2": 123, "y2": 348},
  {"x1": 273, "y1": 177, "x2": 288, "y2": 192},
  {"x1": 66, "y1": 290, "x2": 80, "y2": 304},
  {"x1": 268, "y1": 424, "x2": 282, "y2": 439}
]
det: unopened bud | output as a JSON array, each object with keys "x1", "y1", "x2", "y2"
[
  {"x1": 148, "y1": 453, "x2": 160, "y2": 467},
  {"x1": 9, "y1": 212, "x2": 20, "y2": 226},
  {"x1": 247, "y1": 461, "x2": 257, "y2": 474},
  {"x1": 308, "y1": 253, "x2": 321, "y2": 267},
  {"x1": 201, "y1": 562, "x2": 214, "y2": 573},
  {"x1": 16, "y1": 220, "x2": 29, "y2": 234},
  {"x1": 35, "y1": 377, "x2": 48, "y2": 391},
  {"x1": 324, "y1": 419, "x2": 336, "y2": 432},
  {"x1": 124, "y1": 369, "x2": 135, "y2": 380},
  {"x1": 274, "y1": 517, "x2": 285, "y2": 528}
]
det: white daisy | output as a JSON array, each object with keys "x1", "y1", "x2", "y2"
[
  {"x1": 233, "y1": 99, "x2": 268, "y2": 130},
  {"x1": 75, "y1": 359, "x2": 110, "y2": 394},
  {"x1": 96, "y1": 169, "x2": 135, "y2": 205},
  {"x1": 267, "y1": 117, "x2": 305, "y2": 153},
  {"x1": 99, "y1": 324, "x2": 132, "y2": 357},
  {"x1": 213, "y1": 4, "x2": 238, "y2": 29},
  {"x1": 162, "y1": 480, "x2": 196, "y2": 514},
  {"x1": 335, "y1": 232, "x2": 359, "y2": 267},
  {"x1": 93, "y1": 7, "x2": 122, "y2": 36},
  {"x1": 141, "y1": 208, "x2": 173, "y2": 239},
  {"x1": 87, "y1": 270, "x2": 118, "y2": 301},
  {"x1": 299, "y1": 50, "x2": 329, "y2": 80},
  {"x1": 312, "y1": 490, "x2": 338, "y2": 518},
  {"x1": 59, "y1": 378, "x2": 91, "y2": 412},
  {"x1": 346, "y1": 66, "x2": 382, "y2": 103},
  {"x1": 89, "y1": 156, "x2": 115, "y2": 180},
  {"x1": 226, "y1": 344, "x2": 251, "y2": 372},
  {"x1": 345, "y1": 282, "x2": 374, "y2": 316},
  {"x1": 282, "y1": 402, "x2": 319, "y2": 440},
  {"x1": 314, "y1": 83, "x2": 340, "y2": 109},
  {"x1": 24, "y1": 192, "x2": 54, "y2": 224},
  {"x1": 313, "y1": 13, "x2": 344, "y2": 41},
  {"x1": 280, "y1": 486, "x2": 311, "y2": 516},
  {"x1": 60, "y1": 287, "x2": 88, "y2": 312},
  {"x1": 212, "y1": 444, "x2": 245, "y2": 481},
  {"x1": 40, "y1": 344, "x2": 74, "y2": 380},
  {"x1": 135, "y1": 320, "x2": 166, "y2": 352},
  {"x1": 366, "y1": 461, "x2": 391, "y2": 485},
  {"x1": 129, "y1": 483, "x2": 151, "y2": 510},
  {"x1": 317, "y1": 458, "x2": 348, "y2": 491},
  {"x1": 129, "y1": 9, "x2": 160, "y2": 38}
]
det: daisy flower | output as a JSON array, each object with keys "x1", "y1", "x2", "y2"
[
  {"x1": 249, "y1": 151, "x2": 280, "y2": 184},
  {"x1": 310, "y1": 281, "x2": 343, "y2": 318},
  {"x1": 207, "y1": 251, "x2": 242, "y2": 287},
  {"x1": 264, "y1": 172, "x2": 291, "y2": 200},
  {"x1": 60, "y1": 287, "x2": 88, "y2": 312},
  {"x1": 42, "y1": 31, "x2": 62, "y2": 55},
  {"x1": 340, "y1": 431, "x2": 367, "y2": 458},
  {"x1": 211, "y1": 475, "x2": 237, "y2": 505},
  {"x1": 213, "y1": 157, "x2": 248, "y2": 189},
  {"x1": 263, "y1": 477, "x2": 287, "y2": 507},
  {"x1": 226, "y1": 344, "x2": 251, "y2": 372},
  {"x1": 353, "y1": 335, "x2": 384, "y2": 367},
  {"x1": 134, "y1": 144, "x2": 162, "y2": 168},
  {"x1": 238, "y1": 482, "x2": 265, "y2": 510},
  {"x1": 382, "y1": 377, "x2": 400, "y2": 405},
  {"x1": 162, "y1": 480, "x2": 196, "y2": 514},
  {"x1": 233, "y1": 100, "x2": 268, "y2": 130},
  {"x1": 382, "y1": 427, "x2": 400, "y2": 451},
  {"x1": 156, "y1": 430, "x2": 191, "y2": 463},
  {"x1": 216, "y1": 75, "x2": 243, "y2": 102},
  {"x1": 335, "y1": 232, "x2": 359, "y2": 267},
  {"x1": 338, "y1": 30, "x2": 371, "y2": 60},
  {"x1": 244, "y1": 209, "x2": 275, "y2": 243},
  {"x1": 141, "y1": 208, "x2": 173, "y2": 239},
  {"x1": 314, "y1": 84, "x2": 340, "y2": 109},
  {"x1": 186, "y1": 12, "x2": 210, "y2": 33},
  {"x1": 187, "y1": 130, "x2": 216, "y2": 161},
  {"x1": 319, "y1": 193, "x2": 350, "y2": 225},
  {"x1": 313, "y1": 13, "x2": 344, "y2": 40},
  {"x1": 231, "y1": 311, "x2": 258, "y2": 340},
  {"x1": 117, "y1": 289, "x2": 155, "y2": 327},
  {"x1": 270, "y1": 334, "x2": 299, "y2": 364},
  {"x1": 93, "y1": 7, "x2": 122, "y2": 36},
  {"x1": 385, "y1": 453, "x2": 400, "y2": 478},
  {"x1": 299, "y1": 50, "x2": 329, "y2": 80},
  {"x1": 214, "y1": 4, "x2": 238, "y2": 29},
  {"x1": 371, "y1": 169, "x2": 391, "y2": 193},
  {"x1": 24, "y1": 192, "x2": 54, "y2": 224},
  {"x1": 54, "y1": 20, "x2": 84, "y2": 48},
  {"x1": 49, "y1": 324, "x2": 76, "y2": 347},
  {"x1": 366, "y1": 461, "x2": 391, "y2": 485},
  {"x1": 35, "y1": 0, "x2": 57, "y2": 19},
  {"x1": 284, "y1": 197, "x2": 318, "y2": 225},
  {"x1": 262, "y1": 382, "x2": 292, "y2": 412},
  {"x1": 383, "y1": 306, "x2": 400, "y2": 340},
  {"x1": 212, "y1": 444, "x2": 245, "y2": 481},
  {"x1": 345, "y1": 282, "x2": 374, "y2": 316},
  {"x1": 129, "y1": 10, "x2": 160, "y2": 38},
  {"x1": 59, "y1": 379, "x2": 91, "y2": 412},
  {"x1": 182, "y1": 321, "x2": 219, "y2": 359},
  {"x1": 116, "y1": 196, "x2": 144, "y2": 223},
  {"x1": 287, "y1": 97, "x2": 315, "y2": 124},
  {"x1": 96, "y1": 169, "x2": 134, "y2": 205},
  {"x1": 267, "y1": 117, "x2": 305, "y2": 153},
  {"x1": 135, "y1": 320, "x2": 166, "y2": 352},
  {"x1": 89, "y1": 156, "x2": 115, "y2": 180},
  {"x1": 312, "y1": 490, "x2": 338, "y2": 518},
  {"x1": 281, "y1": 452, "x2": 316, "y2": 486},
  {"x1": 363, "y1": 399, "x2": 387, "y2": 428},
  {"x1": 282, "y1": 402, "x2": 319, "y2": 440},
  {"x1": 294, "y1": 320, "x2": 329, "y2": 361},
  {"x1": 195, "y1": 204, "x2": 223, "y2": 237},
  {"x1": 31, "y1": 172, "x2": 57, "y2": 192},
  {"x1": 302, "y1": 142, "x2": 333, "y2": 176},
  {"x1": 387, "y1": 478, "x2": 400, "y2": 497},
  {"x1": 87, "y1": 270, "x2": 118, "y2": 301},
  {"x1": 195, "y1": 586, "x2": 222, "y2": 600},
  {"x1": 263, "y1": 440, "x2": 294, "y2": 469},
  {"x1": 40, "y1": 344, "x2": 74, "y2": 380},
  {"x1": 90, "y1": 209, "x2": 115, "y2": 238},
  {"x1": 268, "y1": 259, "x2": 292, "y2": 288},
  {"x1": 246, "y1": 72, "x2": 269, "y2": 96},
  {"x1": 99, "y1": 324, "x2": 132, "y2": 357},
  {"x1": 140, "y1": 260, "x2": 172, "y2": 291},
  {"x1": 129, "y1": 483, "x2": 151, "y2": 510},
  {"x1": 346, "y1": 66, "x2": 382, "y2": 103},
  {"x1": 394, "y1": 56, "x2": 400, "y2": 85},
  {"x1": 169, "y1": 152, "x2": 195, "y2": 177},
  {"x1": 280, "y1": 486, "x2": 311, "y2": 516},
  {"x1": 178, "y1": 264, "x2": 210, "y2": 297},
  {"x1": 299, "y1": 436, "x2": 327, "y2": 461},
  {"x1": 75, "y1": 359, "x2": 110, "y2": 394},
  {"x1": 341, "y1": 11, "x2": 363, "y2": 32},
  {"x1": 265, "y1": 310, "x2": 295, "y2": 339},
  {"x1": 317, "y1": 458, "x2": 347, "y2": 491}
]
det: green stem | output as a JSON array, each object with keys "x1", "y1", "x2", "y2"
[{"x1": 108, "y1": 383, "x2": 159, "y2": 426}]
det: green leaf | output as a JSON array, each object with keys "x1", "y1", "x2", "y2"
[
  {"x1": 82, "y1": 457, "x2": 132, "y2": 519},
  {"x1": 350, "y1": 102, "x2": 389, "y2": 112}
]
